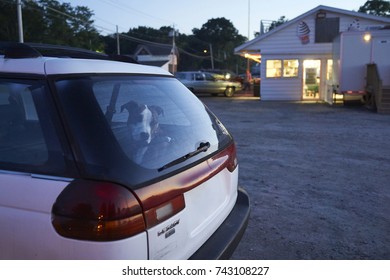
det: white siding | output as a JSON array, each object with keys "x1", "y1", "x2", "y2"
[
  {"x1": 261, "y1": 54, "x2": 334, "y2": 101},
  {"x1": 260, "y1": 55, "x2": 301, "y2": 101},
  {"x1": 260, "y1": 77, "x2": 301, "y2": 100},
  {"x1": 252, "y1": 16, "x2": 331, "y2": 56},
  {"x1": 237, "y1": 6, "x2": 390, "y2": 101},
  {"x1": 339, "y1": 16, "x2": 388, "y2": 32},
  {"x1": 251, "y1": 13, "x2": 388, "y2": 57},
  {"x1": 257, "y1": 14, "x2": 390, "y2": 100}
]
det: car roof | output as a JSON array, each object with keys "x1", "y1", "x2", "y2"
[
  {"x1": 0, "y1": 42, "x2": 172, "y2": 76},
  {"x1": 0, "y1": 56, "x2": 172, "y2": 76}
]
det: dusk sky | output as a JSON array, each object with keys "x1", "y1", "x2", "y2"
[{"x1": 64, "y1": 0, "x2": 367, "y2": 39}]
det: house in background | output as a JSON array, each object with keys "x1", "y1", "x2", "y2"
[
  {"x1": 235, "y1": 5, "x2": 390, "y2": 103},
  {"x1": 133, "y1": 44, "x2": 178, "y2": 74}
]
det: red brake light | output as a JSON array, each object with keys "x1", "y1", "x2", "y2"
[
  {"x1": 217, "y1": 143, "x2": 238, "y2": 172},
  {"x1": 52, "y1": 180, "x2": 145, "y2": 241},
  {"x1": 225, "y1": 142, "x2": 238, "y2": 172}
]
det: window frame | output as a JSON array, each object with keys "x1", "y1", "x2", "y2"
[
  {"x1": 283, "y1": 59, "x2": 299, "y2": 78},
  {"x1": 266, "y1": 59, "x2": 299, "y2": 79}
]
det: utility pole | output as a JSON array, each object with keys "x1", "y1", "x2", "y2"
[
  {"x1": 171, "y1": 26, "x2": 176, "y2": 74},
  {"x1": 169, "y1": 26, "x2": 178, "y2": 74},
  {"x1": 248, "y1": 0, "x2": 250, "y2": 40},
  {"x1": 116, "y1": 25, "x2": 120, "y2": 55},
  {"x1": 209, "y1": 44, "x2": 214, "y2": 70},
  {"x1": 17, "y1": 0, "x2": 24, "y2": 43}
]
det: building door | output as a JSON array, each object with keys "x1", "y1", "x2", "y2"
[{"x1": 303, "y1": 60, "x2": 321, "y2": 100}]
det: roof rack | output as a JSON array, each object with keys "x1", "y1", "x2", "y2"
[
  {"x1": 0, "y1": 42, "x2": 41, "y2": 59},
  {"x1": 0, "y1": 41, "x2": 137, "y2": 63}
]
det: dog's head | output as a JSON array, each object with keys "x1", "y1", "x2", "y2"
[{"x1": 121, "y1": 101, "x2": 163, "y2": 145}]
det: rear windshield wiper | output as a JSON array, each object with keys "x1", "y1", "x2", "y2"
[{"x1": 158, "y1": 142, "x2": 210, "y2": 172}]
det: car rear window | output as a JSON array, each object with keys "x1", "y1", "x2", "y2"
[{"x1": 54, "y1": 75, "x2": 232, "y2": 187}]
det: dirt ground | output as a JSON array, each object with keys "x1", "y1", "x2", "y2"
[{"x1": 201, "y1": 96, "x2": 390, "y2": 260}]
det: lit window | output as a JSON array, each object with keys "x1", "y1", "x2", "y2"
[
  {"x1": 266, "y1": 59, "x2": 299, "y2": 78},
  {"x1": 266, "y1": 60, "x2": 282, "y2": 78},
  {"x1": 283, "y1": 60, "x2": 299, "y2": 77}
]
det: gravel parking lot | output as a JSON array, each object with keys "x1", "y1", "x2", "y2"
[{"x1": 201, "y1": 96, "x2": 390, "y2": 260}]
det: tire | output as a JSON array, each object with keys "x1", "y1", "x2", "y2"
[{"x1": 224, "y1": 87, "x2": 235, "y2": 97}]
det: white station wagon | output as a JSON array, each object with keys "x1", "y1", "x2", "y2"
[{"x1": 0, "y1": 42, "x2": 250, "y2": 260}]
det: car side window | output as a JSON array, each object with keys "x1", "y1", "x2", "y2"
[
  {"x1": 175, "y1": 73, "x2": 185, "y2": 80},
  {"x1": 0, "y1": 79, "x2": 67, "y2": 175},
  {"x1": 204, "y1": 73, "x2": 215, "y2": 81},
  {"x1": 195, "y1": 73, "x2": 203, "y2": 81}
]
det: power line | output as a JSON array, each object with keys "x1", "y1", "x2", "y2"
[
  {"x1": 55, "y1": 0, "x2": 212, "y2": 49},
  {"x1": 118, "y1": 33, "x2": 171, "y2": 47},
  {"x1": 98, "y1": 0, "x2": 172, "y2": 25},
  {"x1": 23, "y1": 0, "x2": 96, "y2": 30},
  {"x1": 19, "y1": 0, "x2": 213, "y2": 61}
]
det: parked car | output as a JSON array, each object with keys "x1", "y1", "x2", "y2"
[
  {"x1": 175, "y1": 71, "x2": 242, "y2": 97},
  {"x1": 0, "y1": 42, "x2": 250, "y2": 260},
  {"x1": 201, "y1": 69, "x2": 244, "y2": 85}
]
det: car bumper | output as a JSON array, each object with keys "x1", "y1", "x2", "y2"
[{"x1": 189, "y1": 187, "x2": 250, "y2": 260}]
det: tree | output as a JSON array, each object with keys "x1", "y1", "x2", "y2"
[
  {"x1": 358, "y1": 0, "x2": 390, "y2": 17},
  {"x1": 0, "y1": 1, "x2": 22, "y2": 41},
  {"x1": 103, "y1": 25, "x2": 174, "y2": 55},
  {"x1": 176, "y1": 33, "x2": 212, "y2": 71},
  {"x1": 0, "y1": 2, "x2": 247, "y2": 72},
  {"x1": 268, "y1": 16, "x2": 289, "y2": 31},
  {"x1": 0, "y1": 0, "x2": 102, "y2": 50},
  {"x1": 192, "y1": 18, "x2": 246, "y2": 71}
]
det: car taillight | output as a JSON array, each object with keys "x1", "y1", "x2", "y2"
[
  {"x1": 219, "y1": 143, "x2": 238, "y2": 172},
  {"x1": 226, "y1": 142, "x2": 238, "y2": 172},
  {"x1": 52, "y1": 180, "x2": 145, "y2": 241}
]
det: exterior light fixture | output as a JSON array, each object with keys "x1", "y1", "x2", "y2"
[
  {"x1": 363, "y1": 33, "x2": 372, "y2": 42},
  {"x1": 316, "y1": 11, "x2": 326, "y2": 19}
]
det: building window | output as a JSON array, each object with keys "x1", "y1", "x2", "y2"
[
  {"x1": 266, "y1": 60, "x2": 282, "y2": 78},
  {"x1": 283, "y1": 60, "x2": 299, "y2": 77},
  {"x1": 266, "y1": 59, "x2": 299, "y2": 78}
]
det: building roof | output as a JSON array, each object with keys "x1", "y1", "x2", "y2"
[
  {"x1": 138, "y1": 60, "x2": 170, "y2": 67},
  {"x1": 235, "y1": 5, "x2": 390, "y2": 54},
  {"x1": 134, "y1": 44, "x2": 177, "y2": 56}
]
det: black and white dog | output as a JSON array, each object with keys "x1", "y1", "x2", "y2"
[{"x1": 121, "y1": 100, "x2": 170, "y2": 164}]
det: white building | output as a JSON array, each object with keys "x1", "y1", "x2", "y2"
[
  {"x1": 134, "y1": 44, "x2": 178, "y2": 74},
  {"x1": 235, "y1": 5, "x2": 390, "y2": 103}
]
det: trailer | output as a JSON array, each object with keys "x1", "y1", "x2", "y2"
[{"x1": 332, "y1": 28, "x2": 390, "y2": 110}]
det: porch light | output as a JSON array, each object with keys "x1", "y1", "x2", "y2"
[
  {"x1": 242, "y1": 52, "x2": 261, "y2": 63},
  {"x1": 363, "y1": 33, "x2": 371, "y2": 42}
]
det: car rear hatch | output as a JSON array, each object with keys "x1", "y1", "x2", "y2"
[
  {"x1": 51, "y1": 73, "x2": 242, "y2": 259},
  {"x1": 136, "y1": 142, "x2": 239, "y2": 259}
]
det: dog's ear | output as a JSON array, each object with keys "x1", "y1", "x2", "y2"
[
  {"x1": 149, "y1": 105, "x2": 164, "y2": 117},
  {"x1": 121, "y1": 101, "x2": 138, "y2": 113}
]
